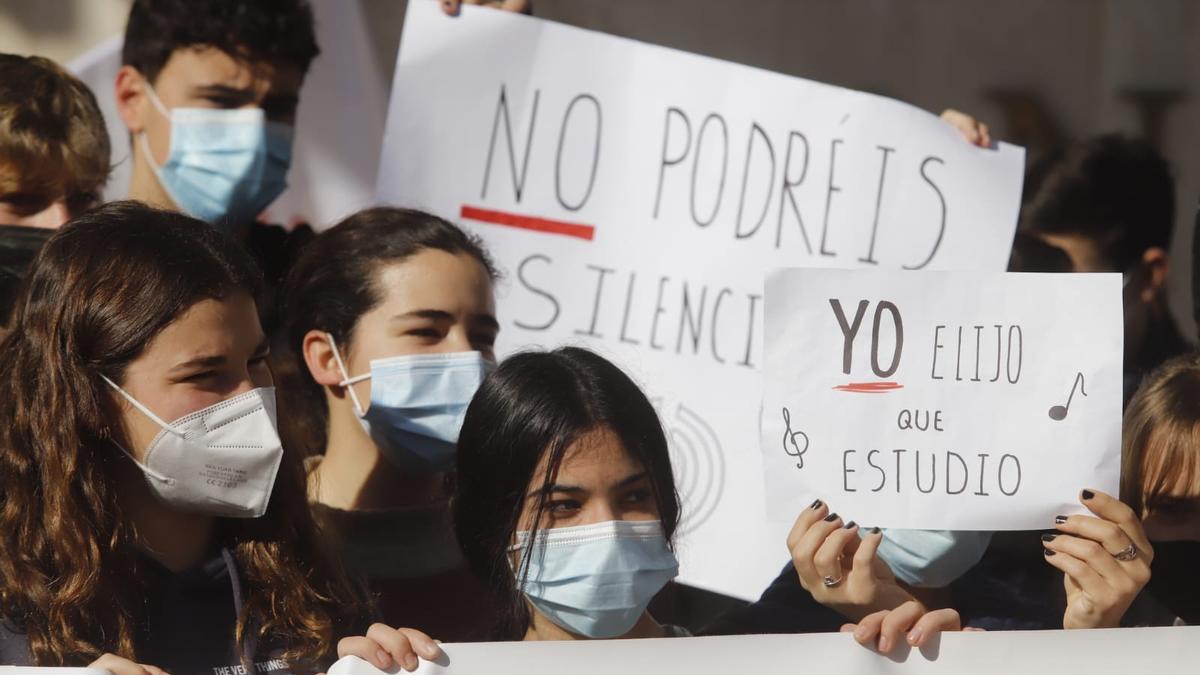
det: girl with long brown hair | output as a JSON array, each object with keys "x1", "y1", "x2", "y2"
[{"x1": 0, "y1": 201, "x2": 436, "y2": 674}]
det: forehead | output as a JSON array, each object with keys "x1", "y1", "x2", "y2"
[
  {"x1": 532, "y1": 426, "x2": 643, "y2": 488},
  {"x1": 1035, "y1": 233, "x2": 1108, "y2": 272},
  {"x1": 371, "y1": 250, "x2": 496, "y2": 314},
  {"x1": 154, "y1": 46, "x2": 303, "y2": 93},
  {"x1": 135, "y1": 294, "x2": 261, "y2": 367}
]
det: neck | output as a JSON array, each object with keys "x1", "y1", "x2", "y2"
[
  {"x1": 309, "y1": 394, "x2": 447, "y2": 510},
  {"x1": 127, "y1": 137, "x2": 179, "y2": 212},
  {"x1": 524, "y1": 609, "x2": 664, "y2": 641},
  {"x1": 118, "y1": 458, "x2": 215, "y2": 572}
]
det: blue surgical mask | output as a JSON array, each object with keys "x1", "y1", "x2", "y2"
[
  {"x1": 140, "y1": 81, "x2": 293, "y2": 229},
  {"x1": 873, "y1": 529, "x2": 993, "y2": 588},
  {"x1": 329, "y1": 335, "x2": 492, "y2": 473},
  {"x1": 512, "y1": 520, "x2": 679, "y2": 639}
]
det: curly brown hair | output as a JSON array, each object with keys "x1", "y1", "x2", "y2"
[{"x1": 0, "y1": 201, "x2": 367, "y2": 668}]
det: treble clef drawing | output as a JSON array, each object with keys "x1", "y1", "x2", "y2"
[{"x1": 781, "y1": 407, "x2": 809, "y2": 470}]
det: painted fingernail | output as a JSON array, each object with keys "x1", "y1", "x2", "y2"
[
  {"x1": 907, "y1": 627, "x2": 923, "y2": 645},
  {"x1": 871, "y1": 526, "x2": 881, "y2": 534},
  {"x1": 1081, "y1": 489, "x2": 1095, "y2": 500},
  {"x1": 1055, "y1": 515, "x2": 1068, "y2": 525},
  {"x1": 1044, "y1": 548, "x2": 1056, "y2": 557},
  {"x1": 376, "y1": 650, "x2": 391, "y2": 668},
  {"x1": 1041, "y1": 533, "x2": 1057, "y2": 542},
  {"x1": 811, "y1": 499, "x2": 823, "y2": 509},
  {"x1": 824, "y1": 513, "x2": 839, "y2": 522},
  {"x1": 844, "y1": 520, "x2": 857, "y2": 530}
]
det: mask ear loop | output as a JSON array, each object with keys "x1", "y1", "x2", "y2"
[
  {"x1": 326, "y1": 333, "x2": 368, "y2": 417},
  {"x1": 98, "y1": 374, "x2": 176, "y2": 484}
]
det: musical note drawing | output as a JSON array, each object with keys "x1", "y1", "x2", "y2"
[
  {"x1": 1049, "y1": 372, "x2": 1087, "y2": 421},
  {"x1": 782, "y1": 407, "x2": 809, "y2": 469}
]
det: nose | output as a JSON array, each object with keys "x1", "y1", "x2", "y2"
[{"x1": 442, "y1": 326, "x2": 475, "y2": 354}]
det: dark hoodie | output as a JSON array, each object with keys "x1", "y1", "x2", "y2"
[{"x1": 0, "y1": 548, "x2": 309, "y2": 675}]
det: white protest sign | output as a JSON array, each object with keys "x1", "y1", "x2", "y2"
[
  {"x1": 762, "y1": 269, "x2": 1122, "y2": 530},
  {"x1": 328, "y1": 627, "x2": 1199, "y2": 675},
  {"x1": 378, "y1": 0, "x2": 1025, "y2": 598}
]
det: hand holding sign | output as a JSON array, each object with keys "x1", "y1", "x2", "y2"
[
  {"x1": 842, "y1": 600, "x2": 968, "y2": 654},
  {"x1": 1043, "y1": 490, "x2": 1154, "y2": 629},
  {"x1": 787, "y1": 500, "x2": 913, "y2": 621},
  {"x1": 337, "y1": 624, "x2": 442, "y2": 673}
]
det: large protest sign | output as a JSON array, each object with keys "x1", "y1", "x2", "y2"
[
  {"x1": 378, "y1": 0, "x2": 1025, "y2": 598},
  {"x1": 762, "y1": 269, "x2": 1122, "y2": 530},
  {"x1": 328, "y1": 627, "x2": 1199, "y2": 675}
]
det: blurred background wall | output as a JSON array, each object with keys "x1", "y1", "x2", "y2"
[{"x1": 3, "y1": 0, "x2": 1196, "y2": 329}]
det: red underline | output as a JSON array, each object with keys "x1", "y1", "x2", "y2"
[
  {"x1": 460, "y1": 205, "x2": 596, "y2": 241},
  {"x1": 833, "y1": 382, "x2": 905, "y2": 393}
]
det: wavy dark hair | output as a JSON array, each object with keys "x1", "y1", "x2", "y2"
[
  {"x1": 122, "y1": 0, "x2": 320, "y2": 84},
  {"x1": 0, "y1": 201, "x2": 366, "y2": 668},
  {"x1": 277, "y1": 206, "x2": 496, "y2": 457},
  {"x1": 453, "y1": 347, "x2": 681, "y2": 639}
]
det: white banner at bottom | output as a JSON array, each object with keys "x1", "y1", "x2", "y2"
[{"x1": 328, "y1": 626, "x2": 1197, "y2": 675}]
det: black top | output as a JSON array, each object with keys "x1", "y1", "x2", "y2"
[
  {"x1": 0, "y1": 548, "x2": 305, "y2": 674},
  {"x1": 0, "y1": 224, "x2": 54, "y2": 326}
]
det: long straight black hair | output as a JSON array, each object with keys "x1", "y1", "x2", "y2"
[{"x1": 453, "y1": 346, "x2": 681, "y2": 640}]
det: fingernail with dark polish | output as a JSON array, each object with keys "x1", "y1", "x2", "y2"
[
  {"x1": 844, "y1": 520, "x2": 857, "y2": 530},
  {"x1": 811, "y1": 499, "x2": 823, "y2": 509},
  {"x1": 1055, "y1": 515, "x2": 1068, "y2": 525},
  {"x1": 1044, "y1": 548, "x2": 1056, "y2": 557},
  {"x1": 1040, "y1": 533, "x2": 1057, "y2": 542},
  {"x1": 824, "y1": 513, "x2": 839, "y2": 522},
  {"x1": 871, "y1": 527, "x2": 881, "y2": 534},
  {"x1": 1081, "y1": 489, "x2": 1095, "y2": 500}
]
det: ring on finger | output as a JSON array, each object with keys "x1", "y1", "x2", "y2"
[
  {"x1": 822, "y1": 575, "x2": 842, "y2": 587},
  {"x1": 1113, "y1": 543, "x2": 1138, "y2": 562}
]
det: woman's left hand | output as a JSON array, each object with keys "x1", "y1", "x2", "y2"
[
  {"x1": 841, "y1": 600, "x2": 966, "y2": 654},
  {"x1": 1043, "y1": 489, "x2": 1154, "y2": 629}
]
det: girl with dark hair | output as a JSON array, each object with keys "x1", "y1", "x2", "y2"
[
  {"x1": 357, "y1": 347, "x2": 963, "y2": 659},
  {"x1": 278, "y1": 206, "x2": 500, "y2": 641},
  {"x1": 0, "y1": 202, "x2": 436, "y2": 675}
]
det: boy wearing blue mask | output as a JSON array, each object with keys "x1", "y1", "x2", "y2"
[{"x1": 114, "y1": 0, "x2": 319, "y2": 330}]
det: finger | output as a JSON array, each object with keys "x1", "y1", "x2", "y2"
[
  {"x1": 1053, "y1": 513, "x2": 1135, "y2": 558},
  {"x1": 441, "y1": 0, "x2": 461, "y2": 15},
  {"x1": 1041, "y1": 544, "x2": 1107, "y2": 592},
  {"x1": 786, "y1": 499, "x2": 829, "y2": 552},
  {"x1": 337, "y1": 636, "x2": 394, "y2": 671},
  {"x1": 142, "y1": 666, "x2": 168, "y2": 675},
  {"x1": 979, "y1": 123, "x2": 992, "y2": 146},
  {"x1": 793, "y1": 512, "x2": 845, "y2": 584},
  {"x1": 1076, "y1": 489, "x2": 1153, "y2": 561},
  {"x1": 840, "y1": 623, "x2": 857, "y2": 633},
  {"x1": 906, "y1": 608, "x2": 962, "y2": 647},
  {"x1": 88, "y1": 655, "x2": 150, "y2": 675},
  {"x1": 849, "y1": 526, "x2": 884, "y2": 582},
  {"x1": 1043, "y1": 533, "x2": 1142, "y2": 587},
  {"x1": 878, "y1": 601, "x2": 925, "y2": 654},
  {"x1": 850, "y1": 609, "x2": 887, "y2": 647},
  {"x1": 367, "y1": 623, "x2": 419, "y2": 672},
  {"x1": 813, "y1": 521, "x2": 859, "y2": 583},
  {"x1": 398, "y1": 628, "x2": 443, "y2": 661}
]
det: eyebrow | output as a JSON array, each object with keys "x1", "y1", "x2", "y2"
[
  {"x1": 170, "y1": 337, "x2": 270, "y2": 374},
  {"x1": 190, "y1": 84, "x2": 257, "y2": 103},
  {"x1": 390, "y1": 309, "x2": 501, "y2": 331},
  {"x1": 526, "y1": 471, "x2": 649, "y2": 499}
]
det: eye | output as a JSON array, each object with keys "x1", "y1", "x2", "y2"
[
  {"x1": 181, "y1": 370, "x2": 217, "y2": 383},
  {"x1": 546, "y1": 499, "x2": 582, "y2": 516},
  {"x1": 623, "y1": 488, "x2": 653, "y2": 505}
]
